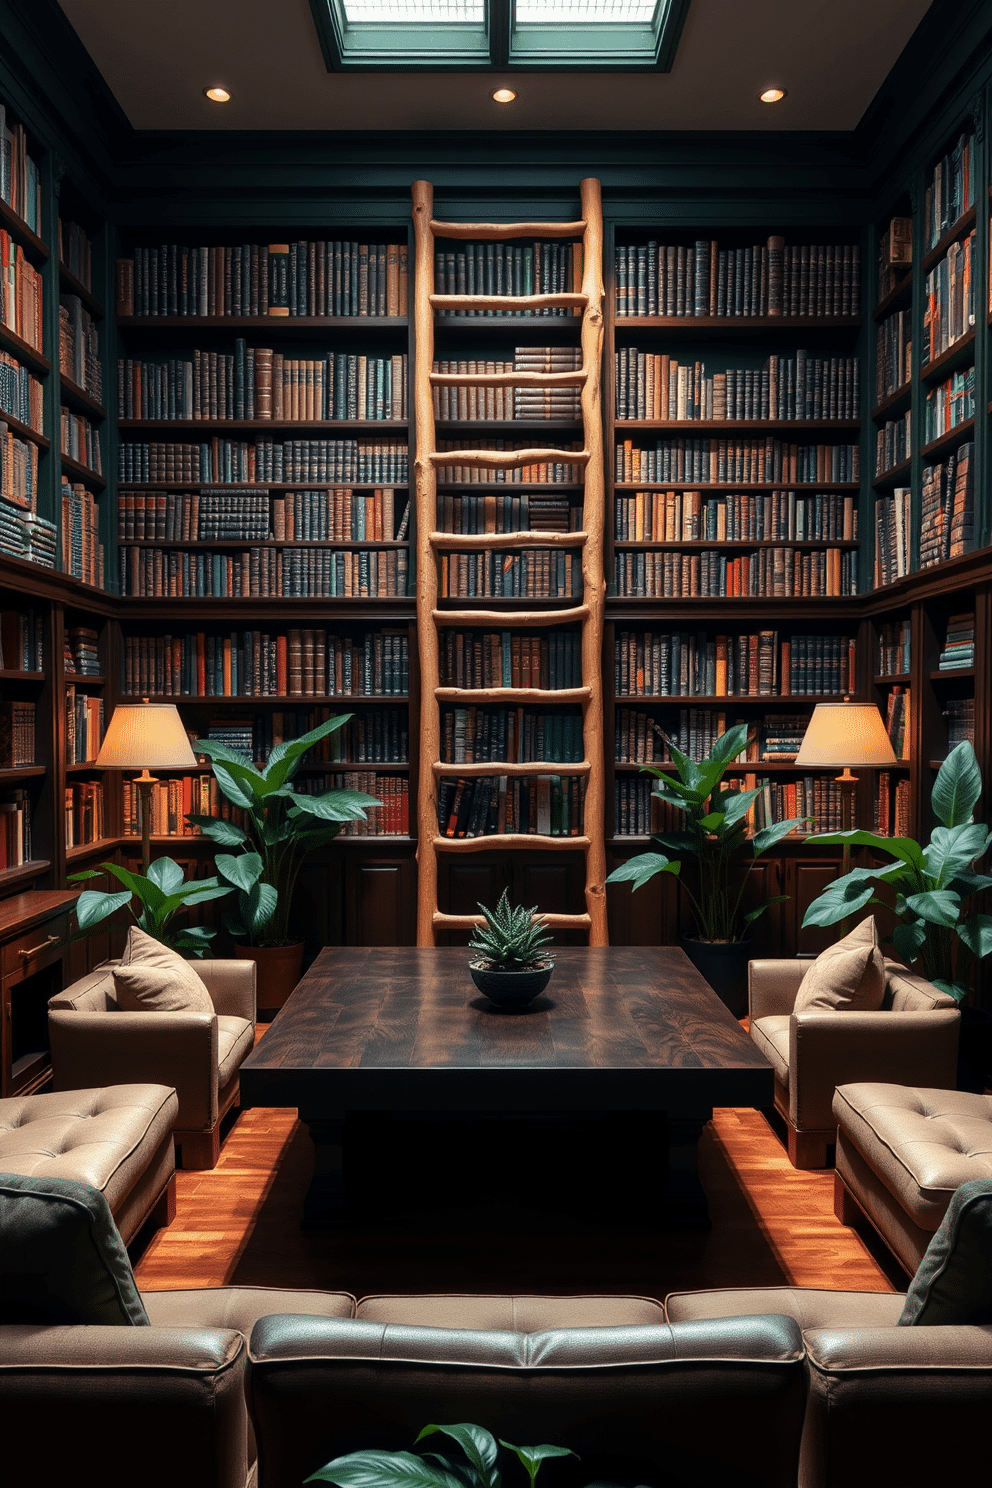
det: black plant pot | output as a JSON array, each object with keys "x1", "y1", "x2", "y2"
[
  {"x1": 957, "y1": 1005, "x2": 992, "y2": 1092},
  {"x1": 469, "y1": 961, "x2": 553, "y2": 1009},
  {"x1": 681, "y1": 935, "x2": 751, "y2": 1018}
]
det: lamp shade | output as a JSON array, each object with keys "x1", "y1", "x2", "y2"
[
  {"x1": 794, "y1": 702, "x2": 897, "y2": 769},
  {"x1": 94, "y1": 703, "x2": 198, "y2": 770}
]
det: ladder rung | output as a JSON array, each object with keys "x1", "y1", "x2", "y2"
[
  {"x1": 432, "y1": 293, "x2": 587, "y2": 313},
  {"x1": 430, "y1": 448, "x2": 590, "y2": 470},
  {"x1": 434, "y1": 605, "x2": 590, "y2": 627},
  {"x1": 431, "y1": 531, "x2": 586, "y2": 551},
  {"x1": 429, "y1": 219, "x2": 585, "y2": 241},
  {"x1": 430, "y1": 370, "x2": 586, "y2": 388},
  {"x1": 432, "y1": 761, "x2": 592, "y2": 778},
  {"x1": 434, "y1": 834, "x2": 592, "y2": 853},
  {"x1": 433, "y1": 911, "x2": 593, "y2": 930},
  {"x1": 436, "y1": 686, "x2": 592, "y2": 704}
]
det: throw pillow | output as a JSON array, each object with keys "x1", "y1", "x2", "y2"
[
  {"x1": 113, "y1": 925, "x2": 213, "y2": 1014},
  {"x1": 899, "y1": 1179, "x2": 992, "y2": 1326},
  {"x1": 0, "y1": 1172, "x2": 149, "y2": 1325},
  {"x1": 793, "y1": 916, "x2": 886, "y2": 1013}
]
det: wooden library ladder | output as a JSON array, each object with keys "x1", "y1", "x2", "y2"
[{"x1": 411, "y1": 177, "x2": 608, "y2": 947}]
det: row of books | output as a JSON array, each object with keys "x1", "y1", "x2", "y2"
[
  {"x1": 613, "y1": 238, "x2": 860, "y2": 318},
  {"x1": 0, "y1": 349, "x2": 44, "y2": 433},
  {"x1": 201, "y1": 709, "x2": 409, "y2": 765},
  {"x1": 615, "y1": 436, "x2": 859, "y2": 485},
  {"x1": 60, "y1": 407, "x2": 102, "y2": 476},
  {"x1": 438, "y1": 549, "x2": 581, "y2": 600},
  {"x1": 432, "y1": 347, "x2": 583, "y2": 421},
  {"x1": 946, "y1": 697, "x2": 975, "y2": 748},
  {"x1": 0, "y1": 107, "x2": 41, "y2": 235},
  {"x1": 59, "y1": 219, "x2": 95, "y2": 295},
  {"x1": 875, "y1": 773, "x2": 911, "y2": 838},
  {"x1": 119, "y1": 544, "x2": 409, "y2": 599},
  {"x1": 61, "y1": 482, "x2": 106, "y2": 589},
  {"x1": 938, "y1": 612, "x2": 974, "y2": 670},
  {"x1": 65, "y1": 687, "x2": 104, "y2": 765},
  {"x1": 614, "y1": 630, "x2": 855, "y2": 699},
  {"x1": 0, "y1": 231, "x2": 43, "y2": 352},
  {"x1": 117, "y1": 437, "x2": 409, "y2": 485},
  {"x1": 317, "y1": 772, "x2": 408, "y2": 836},
  {"x1": 614, "y1": 351, "x2": 860, "y2": 422},
  {"x1": 878, "y1": 618, "x2": 911, "y2": 676},
  {"x1": 435, "y1": 440, "x2": 584, "y2": 484},
  {"x1": 920, "y1": 442, "x2": 974, "y2": 567},
  {"x1": 0, "y1": 607, "x2": 44, "y2": 671},
  {"x1": 0, "y1": 789, "x2": 31, "y2": 867},
  {"x1": 614, "y1": 545, "x2": 858, "y2": 599},
  {"x1": 438, "y1": 629, "x2": 581, "y2": 692},
  {"x1": 877, "y1": 215, "x2": 912, "y2": 304},
  {"x1": 60, "y1": 295, "x2": 103, "y2": 402},
  {"x1": 873, "y1": 489, "x2": 911, "y2": 588},
  {"x1": 122, "y1": 775, "x2": 230, "y2": 838},
  {"x1": 614, "y1": 777, "x2": 665, "y2": 837},
  {"x1": 922, "y1": 366, "x2": 975, "y2": 445},
  {"x1": 116, "y1": 241, "x2": 410, "y2": 318},
  {"x1": 615, "y1": 707, "x2": 729, "y2": 764},
  {"x1": 875, "y1": 307, "x2": 911, "y2": 404},
  {"x1": 0, "y1": 494, "x2": 56, "y2": 567},
  {"x1": 437, "y1": 491, "x2": 578, "y2": 535},
  {"x1": 436, "y1": 773, "x2": 584, "y2": 838},
  {"x1": 117, "y1": 348, "x2": 408, "y2": 423},
  {"x1": 440, "y1": 707, "x2": 584, "y2": 765},
  {"x1": 750, "y1": 777, "x2": 845, "y2": 835},
  {"x1": 875, "y1": 412, "x2": 912, "y2": 476},
  {"x1": 613, "y1": 489, "x2": 858, "y2": 543},
  {"x1": 924, "y1": 132, "x2": 975, "y2": 251},
  {"x1": 65, "y1": 781, "x2": 104, "y2": 848},
  {"x1": 122, "y1": 628, "x2": 410, "y2": 699},
  {"x1": 433, "y1": 241, "x2": 581, "y2": 316},
  {"x1": 0, "y1": 699, "x2": 34, "y2": 766},
  {"x1": 117, "y1": 487, "x2": 410, "y2": 544},
  {"x1": 885, "y1": 686, "x2": 911, "y2": 759},
  {"x1": 65, "y1": 624, "x2": 99, "y2": 676},
  {"x1": 921, "y1": 230, "x2": 975, "y2": 367},
  {"x1": 1, "y1": 420, "x2": 39, "y2": 508}
]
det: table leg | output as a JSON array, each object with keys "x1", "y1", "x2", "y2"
[
  {"x1": 298, "y1": 1112, "x2": 347, "y2": 1229},
  {"x1": 660, "y1": 1111, "x2": 712, "y2": 1229}
]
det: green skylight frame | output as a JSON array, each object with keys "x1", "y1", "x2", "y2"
[{"x1": 309, "y1": 0, "x2": 692, "y2": 71}]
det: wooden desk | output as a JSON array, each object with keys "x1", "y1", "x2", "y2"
[
  {"x1": 0, "y1": 890, "x2": 79, "y2": 1096},
  {"x1": 240, "y1": 945, "x2": 773, "y2": 1226}
]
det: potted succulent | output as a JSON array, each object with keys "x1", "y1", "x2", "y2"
[
  {"x1": 187, "y1": 713, "x2": 379, "y2": 1008},
  {"x1": 468, "y1": 889, "x2": 555, "y2": 1008},
  {"x1": 68, "y1": 856, "x2": 233, "y2": 957},
  {"x1": 606, "y1": 723, "x2": 803, "y2": 1014}
]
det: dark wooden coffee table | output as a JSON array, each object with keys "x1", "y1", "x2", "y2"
[{"x1": 239, "y1": 946, "x2": 773, "y2": 1226}]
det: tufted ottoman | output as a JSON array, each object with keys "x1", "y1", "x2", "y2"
[
  {"x1": 0, "y1": 1084, "x2": 178, "y2": 1245},
  {"x1": 832, "y1": 1081, "x2": 992, "y2": 1274}
]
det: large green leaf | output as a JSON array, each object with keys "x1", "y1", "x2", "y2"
[
  {"x1": 215, "y1": 757, "x2": 286, "y2": 801},
  {"x1": 932, "y1": 741, "x2": 982, "y2": 828},
  {"x1": 667, "y1": 739, "x2": 703, "y2": 793},
  {"x1": 184, "y1": 814, "x2": 248, "y2": 847},
  {"x1": 497, "y1": 1442, "x2": 577, "y2": 1487},
  {"x1": 652, "y1": 831, "x2": 698, "y2": 857},
  {"x1": 957, "y1": 913, "x2": 992, "y2": 961},
  {"x1": 743, "y1": 894, "x2": 789, "y2": 925},
  {"x1": 903, "y1": 889, "x2": 961, "y2": 927},
  {"x1": 191, "y1": 736, "x2": 255, "y2": 766},
  {"x1": 891, "y1": 918, "x2": 927, "y2": 964},
  {"x1": 145, "y1": 857, "x2": 186, "y2": 896},
  {"x1": 306, "y1": 1450, "x2": 465, "y2": 1488},
  {"x1": 606, "y1": 852, "x2": 679, "y2": 891},
  {"x1": 416, "y1": 1426, "x2": 498, "y2": 1486},
  {"x1": 805, "y1": 830, "x2": 925, "y2": 870},
  {"x1": 721, "y1": 785, "x2": 762, "y2": 828},
  {"x1": 215, "y1": 852, "x2": 265, "y2": 893},
  {"x1": 753, "y1": 816, "x2": 806, "y2": 854},
  {"x1": 288, "y1": 789, "x2": 380, "y2": 822},
  {"x1": 950, "y1": 871, "x2": 992, "y2": 896},
  {"x1": 710, "y1": 722, "x2": 749, "y2": 765},
  {"x1": 931, "y1": 978, "x2": 969, "y2": 1004},
  {"x1": 923, "y1": 824, "x2": 992, "y2": 887},
  {"x1": 801, "y1": 870, "x2": 879, "y2": 928},
  {"x1": 74, "y1": 888, "x2": 133, "y2": 931},
  {"x1": 265, "y1": 713, "x2": 352, "y2": 787},
  {"x1": 242, "y1": 879, "x2": 278, "y2": 933}
]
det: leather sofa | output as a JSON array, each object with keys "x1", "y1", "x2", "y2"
[
  {"x1": 48, "y1": 958, "x2": 255, "y2": 1169},
  {"x1": 748, "y1": 955, "x2": 959, "y2": 1168}
]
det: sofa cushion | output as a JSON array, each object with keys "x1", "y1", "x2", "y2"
[
  {"x1": 114, "y1": 927, "x2": 213, "y2": 1014},
  {"x1": 0, "y1": 1172, "x2": 148, "y2": 1325},
  {"x1": 217, "y1": 1016, "x2": 255, "y2": 1089},
  {"x1": 750, "y1": 1015, "x2": 790, "y2": 1083},
  {"x1": 355, "y1": 1293, "x2": 665, "y2": 1331},
  {"x1": 664, "y1": 1285, "x2": 906, "y2": 1329},
  {"x1": 899, "y1": 1179, "x2": 992, "y2": 1326},
  {"x1": 143, "y1": 1285, "x2": 357, "y2": 1333},
  {"x1": 794, "y1": 917, "x2": 885, "y2": 1013}
]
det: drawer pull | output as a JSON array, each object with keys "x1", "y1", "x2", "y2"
[{"x1": 19, "y1": 935, "x2": 60, "y2": 959}]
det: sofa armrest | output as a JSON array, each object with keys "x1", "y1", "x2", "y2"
[
  {"x1": 749, "y1": 960, "x2": 807, "y2": 1021},
  {"x1": 198, "y1": 960, "x2": 256, "y2": 1022},
  {"x1": 789, "y1": 1009, "x2": 960, "y2": 1131},
  {"x1": 0, "y1": 1324, "x2": 249, "y2": 1488},
  {"x1": 48, "y1": 1009, "x2": 219, "y2": 1131}
]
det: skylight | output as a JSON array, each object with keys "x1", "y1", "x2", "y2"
[{"x1": 310, "y1": 0, "x2": 690, "y2": 69}]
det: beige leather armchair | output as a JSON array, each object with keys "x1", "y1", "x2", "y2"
[
  {"x1": 48, "y1": 958, "x2": 256, "y2": 1169},
  {"x1": 748, "y1": 956, "x2": 960, "y2": 1168}
]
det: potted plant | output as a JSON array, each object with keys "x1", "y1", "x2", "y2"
[
  {"x1": 68, "y1": 856, "x2": 233, "y2": 956},
  {"x1": 468, "y1": 889, "x2": 555, "y2": 1008},
  {"x1": 606, "y1": 723, "x2": 803, "y2": 1014},
  {"x1": 187, "y1": 713, "x2": 380, "y2": 1008},
  {"x1": 309, "y1": 1423, "x2": 579, "y2": 1488}
]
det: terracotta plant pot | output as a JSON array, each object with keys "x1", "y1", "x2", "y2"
[
  {"x1": 469, "y1": 960, "x2": 554, "y2": 1009},
  {"x1": 234, "y1": 941, "x2": 305, "y2": 1016}
]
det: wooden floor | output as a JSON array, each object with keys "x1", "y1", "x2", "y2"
[{"x1": 133, "y1": 1081, "x2": 902, "y2": 1300}]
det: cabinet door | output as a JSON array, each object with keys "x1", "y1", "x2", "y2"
[
  {"x1": 345, "y1": 856, "x2": 415, "y2": 946},
  {"x1": 784, "y1": 854, "x2": 845, "y2": 955},
  {"x1": 606, "y1": 848, "x2": 679, "y2": 946}
]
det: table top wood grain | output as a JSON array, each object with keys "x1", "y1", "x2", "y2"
[{"x1": 240, "y1": 947, "x2": 773, "y2": 1115}]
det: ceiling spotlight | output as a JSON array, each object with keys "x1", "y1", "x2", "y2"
[
  {"x1": 759, "y1": 87, "x2": 787, "y2": 104},
  {"x1": 204, "y1": 86, "x2": 232, "y2": 104},
  {"x1": 492, "y1": 88, "x2": 517, "y2": 104}
]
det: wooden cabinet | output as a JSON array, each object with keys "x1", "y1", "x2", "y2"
[{"x1": 0, "y1": 889, "x2": 78, "y2": 1095}]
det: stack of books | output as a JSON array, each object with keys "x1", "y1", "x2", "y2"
[{"x1": 938, "y1": 613, "x2": 975, "y2": 669}]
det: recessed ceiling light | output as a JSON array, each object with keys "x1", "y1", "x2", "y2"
[
  {"x1": 204, "y1": 86, "x2": 232, "y2": 104},
  {"x1": 759, "y1": 87, "x2": 787, "y2": 104},
  {"x1": 492, "y1": 88, "x2": 517, "y2": 104}
]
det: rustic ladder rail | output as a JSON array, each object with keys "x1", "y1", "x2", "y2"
[{"x1": 411, "y1": 178, "x2": 608, "y2": 946}]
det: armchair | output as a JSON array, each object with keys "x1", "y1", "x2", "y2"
[
  {"x1": 748, "y1": 956, "x2": 959, "y2": 1168},
  {"x1": 48, "y1": 958, "x2": 256, "y2": 1169}
]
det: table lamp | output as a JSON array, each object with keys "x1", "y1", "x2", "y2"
[
  {"x1": 794, "y1": 700, "x2": 897, "y2": 881},
  {"x1": 94, "y1": 700, "x2": 198, "y2": 872}
]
